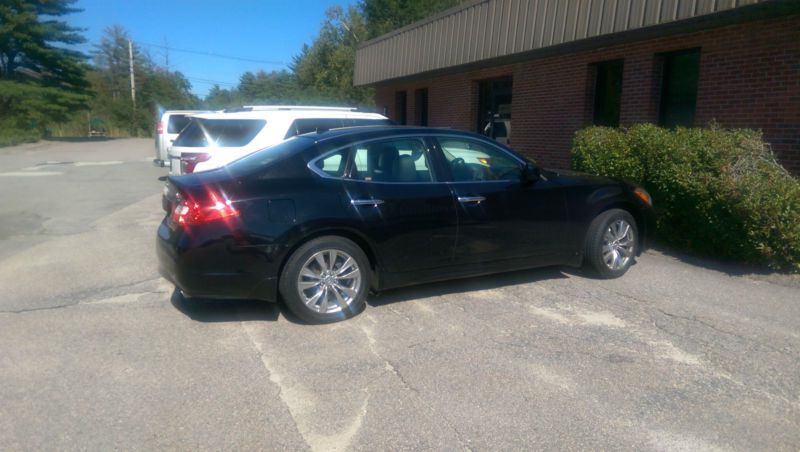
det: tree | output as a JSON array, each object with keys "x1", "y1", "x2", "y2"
[
  {"x1": 0, "y1": 0, "x2": 91, "y2": 138},
  {"x1": 289, "y1": 0, "x2": 465, "y2": 106},
  {"x1": 360, "y1": 0, "x2": 464, "y2": 38},
  {"x1": 87, "y1": 25, "x2": 199, "y2": 136},
  {"x1": 291, "y1": 5, "x2": 372, "y2": 105}
]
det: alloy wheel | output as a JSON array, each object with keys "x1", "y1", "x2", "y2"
[
  {"x1": 297, "y1": 249, "x2": 362, "y2": 314},
  {"x1": 602, "y1": 219, "x2": 635, "y2": 270}
]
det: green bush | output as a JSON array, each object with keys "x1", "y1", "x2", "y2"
[
  {"x1": 0, "y1": 123, "x2": 41, "y2": 147},
  {"x1": 572, "y1": 124, "x2": 800, "y2": 272}
]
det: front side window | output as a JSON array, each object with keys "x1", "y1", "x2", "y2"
[
  {"x1": 173, "y1": 119, "x2": 266, "y2": 147},
  {"x1": 438, "y1": 138, "x2": 521, "y2": 182}
]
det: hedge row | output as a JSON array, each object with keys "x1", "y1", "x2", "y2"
[{"x1": 572, "y1": 124, "x2": 800, "y2": 272}]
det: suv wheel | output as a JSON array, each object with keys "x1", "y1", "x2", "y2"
[
  {"x1": 279, "y1": 236, "x2": 370, "y2": 324},
  {"x1": 584, "y1": 209, "x2": 638, "y2": 279}
]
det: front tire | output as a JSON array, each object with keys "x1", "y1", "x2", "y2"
[
  {"x1": 584, "y1": 209, "x2": 638, "y2": 279},
  {"x1": 279, "y1": 236, "x2": 370, "y2": 324}
]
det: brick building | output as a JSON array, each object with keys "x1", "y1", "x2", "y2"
[{"x1": 354, "y1": 0, "x2": 800, "y2": 173}]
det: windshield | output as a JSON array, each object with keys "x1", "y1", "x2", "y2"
[{"x1": 173, "y1": 118, "x2": 266, "y2": 148}]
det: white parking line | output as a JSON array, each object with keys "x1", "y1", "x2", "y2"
[{"x1": 0, "y1": 171, "x2": 63, "y2": 177}]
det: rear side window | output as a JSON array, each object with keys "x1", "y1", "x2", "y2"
[
  {"x1": 167, "y1": 115, "x2": 191, "y2": 133},
  {"x1": 174, "y1": 119, "x2": 266, "y2": 147},
  {"x1": 313, "y1": 149, "x2": 349, "y2": 177},
  {"x1": 343, "y1": 118, "x2": 393, "y2": 127},
  {"x1": 350, "y1": 139, "x2": 432, "y2": 182},
  {"x1": 311, "y1": 138, "x2": 433, "y2": 183},
  {"x1": 286, "y1": 118, "x2": 344, "y2": 138},
  {"x1": 285, "y1": 118, "x2": 393, "y2": 138}
]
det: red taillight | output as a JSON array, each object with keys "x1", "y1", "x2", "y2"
[
  {"x1": 180, "y1": 153, "x2": 211, "y2": 174},
  {"x1": 157, "y1": 122, "x2": 164, "y2": 134},
  {"x1": 171, "y1": 190, "x2": 239, "y2": 226}
]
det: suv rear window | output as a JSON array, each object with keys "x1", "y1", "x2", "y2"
[
  {"x1": 174, "y1": 119, "x2": 266, "y2": 147},
  {"x1": 285, "y1": 118, "x2": 393, "y2": 138},
  {"x1": 167, "y1": 115, "x2": 192, "y2": 134}
]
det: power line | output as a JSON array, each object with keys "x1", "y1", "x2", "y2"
[
  {"x1": 184, "y1": 76, "x2": 239, "y2": 87},
  {"x1": 135, "y1": 40, "x2": 285, "y2": 66}
]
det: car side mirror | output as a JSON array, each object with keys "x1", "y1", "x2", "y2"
[{"x1": 521, "y1": 163, "x2": 541, "y2": 185}]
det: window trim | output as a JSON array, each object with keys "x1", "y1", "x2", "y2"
[
  {"x1": 431, "y1": 134, "x2": 527, "y2": 184},
  {"x1": 307, "y1": 136, "x2": 441, "y2": 185}
]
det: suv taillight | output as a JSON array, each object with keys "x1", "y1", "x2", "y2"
[
  {"x1": 171, "y1": 190, "x2": 239, "y2": 226},
  {"x1": 157, "y1": 122, "x2": 164, "y2": 134},
  {"x1": 180, "y1": 153, "x2": 211, "y2": 174}
]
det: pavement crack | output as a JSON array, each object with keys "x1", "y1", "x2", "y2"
[
  {"x1": 0, "y1": 302, "x2": 77, "y2": 314},
  {"x1": 654, "y1": 308, "x2": 799, "y2": 359}
]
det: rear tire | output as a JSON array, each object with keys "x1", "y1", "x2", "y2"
[
  {"x1": 279, "y1": 236, "x2": 370, "y2": 324},
  {"x1": 584, "y1": 209, "x2": 638, "y2": 279}
]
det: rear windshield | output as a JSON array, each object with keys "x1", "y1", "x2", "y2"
[
  {"x1": 167, "y1": 115, "x2": 192, "y2": 134},
  {"x1": 173, "y1": 119, "x2": 266, "y2": 147},
  {"x1": 226, "y1": 136, "x2": 312, "y2": 175},
  {"x1": 285, "y1": 118, "x2": 392, "y2": 138}
]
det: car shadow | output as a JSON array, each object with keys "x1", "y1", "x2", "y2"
[
  {"x1": 170, "y1": 288, "x2": 281, "y2": 323},
  {"x1": 368, "y1": 266, "x2": 569, "y2": 308},
  {"x1": 170, "y1": 266, "x2": 571, "y2": 324}
]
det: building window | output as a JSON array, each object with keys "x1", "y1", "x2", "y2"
[
  {"x1": 659, "y1": 48, "x2": 701, "y2": 128},
  {"x1": 477, "y1": 77, "x2": 512, "y2": 145},
  {"x1": 592, "y1": 59, "x2": 624, "y2": 127},
  {"x1": 414, "y1": 88, "x2": 429, "y2": 126},
  {"x1": 395, "y1": 91, "x2": 407, "y2": 125}
]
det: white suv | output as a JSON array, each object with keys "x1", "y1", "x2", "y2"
[
  {"x1": 168, "y1": 106, "x2": 392, "y2": 175},
  {"x1": 153, "y1": 110, "x2": 211, "y2": 167}
]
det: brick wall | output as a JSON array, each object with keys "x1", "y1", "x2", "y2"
[{"x1": 373, "y1": 15, "x2": 800, "y2": 174}]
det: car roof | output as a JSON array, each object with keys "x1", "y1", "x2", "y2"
[
  {"x1": 162, "y1": 110, "x2": 211, "y2": 116},
  {"x1": 190, "y1": 109, "x2": 387, "y2": 121},
  {"x1": 306, "y1": 126, "x2": 480, "y2": 143}
]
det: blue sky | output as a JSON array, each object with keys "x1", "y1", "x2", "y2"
[{"x1": 72, "y1": 0, "x2": 356, "y2": 97}]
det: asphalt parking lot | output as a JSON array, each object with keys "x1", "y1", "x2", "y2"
[{"x1": 1, "y1": 138, "x2": 799, "y2": 450}]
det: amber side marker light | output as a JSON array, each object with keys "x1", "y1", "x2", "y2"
[{"x1": 633, "y1": 187, "x2": 652, "y2": 207}]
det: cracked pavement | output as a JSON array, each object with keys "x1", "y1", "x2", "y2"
[{"x1": 1, "y1": 139, "x2": 799, "y2": 450}]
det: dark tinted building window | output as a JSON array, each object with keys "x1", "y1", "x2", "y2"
[
  {"x1": 167, "y1": 115, "x2": 192, "y2": 133},
  {"x1": 592, "y1": 60, "x2": 624, "y2": 127},
  {"x1": 173, "y1": 119, "x2": 266, "y2": 147},
  {"x1": 395, "y1": 91, "x2": 407, "y2": 125},
  {"x1": 659, "y1": 48, "x2": 701, "y2": 128},
  {"x1": 415, "y1": 88, "x2": 429, "y2": 126}
]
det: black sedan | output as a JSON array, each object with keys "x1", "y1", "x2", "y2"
[{"x1": 157, "y1": 127, "x2": 654, "y2": 324}]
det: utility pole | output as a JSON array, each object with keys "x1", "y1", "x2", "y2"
[
  {"x1": 128, "y1": 39, "x2": 136, "y2": 105},
  {"x1": 164, "y1": 36, "x2": 170, "y2": 70},
  {"x1": 128, "y1": 39, "x2": 136, "y2": 137}
]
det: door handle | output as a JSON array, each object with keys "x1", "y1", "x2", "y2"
[
  {"x1": 457, "y1": 196, "x2": 486, "y2": 204},
  {"x1": 351, "y1": 199, "x2": 384, "y2": 207}
]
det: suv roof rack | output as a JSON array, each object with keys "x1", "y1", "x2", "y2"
[{"x1": 223, "y1": 105, "x2": 358, "y2": 113}]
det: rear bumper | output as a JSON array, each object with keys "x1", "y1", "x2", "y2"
[
  {"x1": 153, "y1": 158, "x2": 170, "y2": 168},
  {"x1": 156, "y1": 220, "x2": 278, "y2": 302}
]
